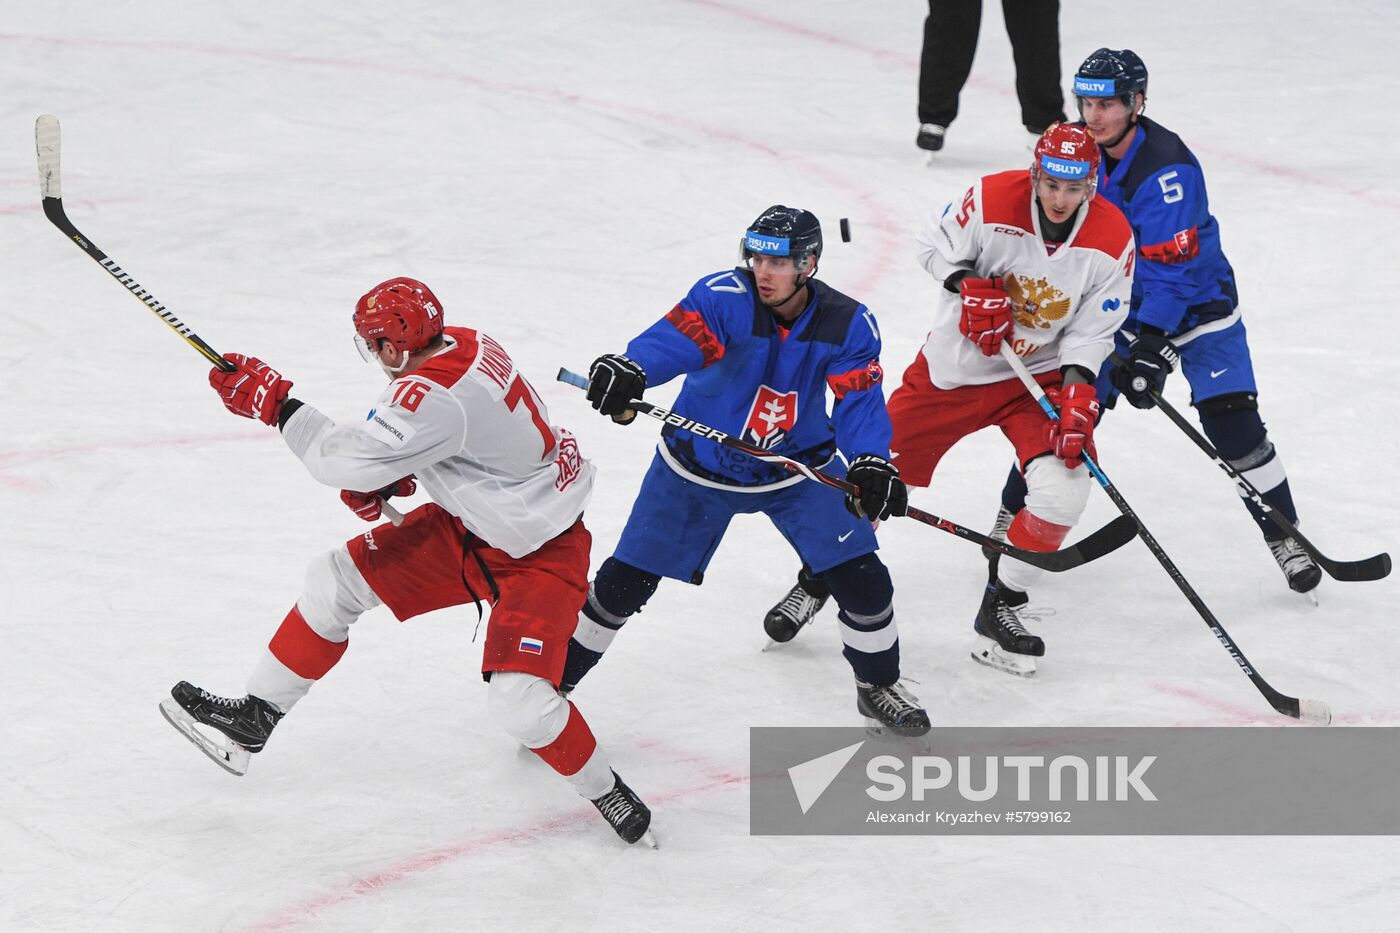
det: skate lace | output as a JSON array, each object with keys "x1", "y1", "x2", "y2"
[
  {"x1": 198, "y1": 689, "x2": 245, "y2": 710},
  {"x1": 777, "y1": 586, "x2": 820, "y2": 622},
  {"x1": 1268, "y1": 537, "x2": 1315, "y2": 576},
  {"x1": 1014, "y1": 604, "x2": 1056, "y2": 625},
  {"x1": 867, "y1": 682, "x2": 919, "y2": 716},
  {"x1": 989, "y1": 505, "x2": 1014, "y2": 541},
  {"x1": 595, "y1": 789, "x2": 632, "y2": 825},
  {"x1": 995, "y1": 601, "x2": 1031, "y2": 637}
]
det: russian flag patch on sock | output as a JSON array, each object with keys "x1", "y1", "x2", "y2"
[{"x1": 518, "y1": 637, "x2": 544, "y2": 655}]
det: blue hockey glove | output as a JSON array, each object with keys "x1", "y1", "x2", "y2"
[
  {"x1": 1111, "y1": 330, "x2": 1179, "y2": 409},
  {"x1": 587, "y1": 354, "x2": 647, "y2": 423},
  {"x1": 844, "y1": 454, "x2": 908, "y2": 521}
]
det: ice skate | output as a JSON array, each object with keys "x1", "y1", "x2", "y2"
[
  {"x1": 980, "y1": 503, "x2": 1016, "y2": 562},
  {"x1": 762, "y1": 568, "x2": 829, "y2": 645},
  {"x1": 856, "y1": 679, "x2": 931, "y2": 737},
  {"x1": 1268, "y1": 535, "x2": 1321, "y2": 601},
  {"x1": 916, "y1": 123, "x2": 946, "y2": 152},
  {"x1": 159, "y1": 681, "x2": 284, "y2": 777},
  {"x1": 591, "y1": 771, "x2": 656, "y2": 847},
  {"x1": 971, "y1": 582, "x2": 1044, "y2": 677}
]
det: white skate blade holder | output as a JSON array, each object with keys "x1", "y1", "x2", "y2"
[
  {"x1": 971, "y1": 635, "x2": 1038, "y2": 677},
  {"x1": 159, "y1": 697, "x2": 252, "y2": 776}
]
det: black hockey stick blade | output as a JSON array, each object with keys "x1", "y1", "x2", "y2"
[
  {"x1": 904, "y1": 505, "x2": 1137, "y2": 571},
  {"x1": 556, "y1": 367, "x2": 1138, "y2": 572},
  {"x1": 1109, "y1": 353, "x2": 1389, "y2": 582}
]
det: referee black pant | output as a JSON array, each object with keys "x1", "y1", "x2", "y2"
[{"x1": 917, "y1": 0, "x2": 1066, "y2": 132}]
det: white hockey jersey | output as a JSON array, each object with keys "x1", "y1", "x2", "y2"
[
  {"x1": 280, "y1": 326, "x2": 594, "y2": 558},
  {"x1": 915, "y1": 169, "x2": 1135, "y2": 389}
]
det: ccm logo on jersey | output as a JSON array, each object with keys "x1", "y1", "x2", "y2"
[
  {"x1": 993, "y1": 225, "x2": 1026, "y2": 237},
  {"x1": 742, "y1": 386, "x2": 799, "y2": 450}
]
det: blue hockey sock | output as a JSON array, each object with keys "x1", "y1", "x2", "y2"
[
  {"x1": 1198, "y1": 404, "x2": 1299, "y2": 540},
  {"x1": 822, "y1": 554, "x2": 900, "y2": 687},
  {"x1": 1000, "y1": 461, "x2": 1028, "y2": 514},
  {"x1": 561, "y1": 558, "x2": 659, "y2": 690}
]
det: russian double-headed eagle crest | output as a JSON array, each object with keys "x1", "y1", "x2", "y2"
[{"x1": 1006, "y1": 275, "x2": 1071, "y2": 329}]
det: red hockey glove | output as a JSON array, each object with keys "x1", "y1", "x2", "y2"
[
  {"x1": 209, "y1": 353, "x2": 293, "y2": 426},
  {"x1": 1046, "y1": 383, "x2": 1100, "y2": 469},
  {"x1": 340, "y1": 477, "x2": 417, "y2": 523},
  {"x1": 958, "y1": 276, "x2": 1013, "y2": 356}
]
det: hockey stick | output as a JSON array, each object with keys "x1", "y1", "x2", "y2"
[
  {"x1": 34, "y1": 115, "x2": 406, "y2": 526},
  {"x1": 557, "y1": 368, "x2": 1137, "y2": 572},
  {"x1": 998, "y1": 344, "x2": 1330, "y2": 724},
  {"x1": 1109, "y1": 352, "x2": 1389, "y2": 582},
  {"x1": 36, "y1": 115, "x2": 234, "y2": 373}
]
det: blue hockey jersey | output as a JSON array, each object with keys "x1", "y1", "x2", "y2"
[
  {"x1": 624, "y1": 268, "x2": 891, "y2": 488},
  {"x1": 1098, "y1": 116, "x2": 1240, "y2": 337}
]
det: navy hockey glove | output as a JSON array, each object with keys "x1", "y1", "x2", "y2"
[
  {"x1": 1111, "y1": 330, "x2": 1179, "y2": 409},
  {"x1": 844, "y1": 454, "x2": 908, "y2": 521},
  {"x1": 587, "y1": 354, "x2": 647, "y2": 423}
]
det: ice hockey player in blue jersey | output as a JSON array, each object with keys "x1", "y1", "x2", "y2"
[
  {"x1": 992, "y1": 48, "x2": 1321, "y2": 595},
  {"x1": 561, "y1": 205, "x2": 931, "y2": 735}
]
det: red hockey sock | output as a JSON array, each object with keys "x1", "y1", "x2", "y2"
[
  {"x1": 267, "y1": 607, "x2": 349, "y2": 680},
  {"x1": 530, "y1": 702, "x2": 598, "y2": 777},
  {"x1": 1006, "y1": 509, "x2": 1072, "y2": 553}
]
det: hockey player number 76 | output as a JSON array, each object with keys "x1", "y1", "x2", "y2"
[{"x1": 506, "y1": 375, "x2": 557, "y2": 459}]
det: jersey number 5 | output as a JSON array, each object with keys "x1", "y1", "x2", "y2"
[
  {"x1": 1158, "y1": 171, "x2": 1184, "y2": 204},
  {"x1": 506, "y1": 375, "x2": 557, "y2": 458}
]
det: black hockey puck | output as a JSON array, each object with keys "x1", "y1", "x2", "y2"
[{"x1": 839, "y1": 217, "x2": 851, "y2": 242}]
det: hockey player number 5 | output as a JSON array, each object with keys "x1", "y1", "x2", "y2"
[
  {"x1": 506, "y1": 375, "x2": 557, "y2": 458},
  {"x1": 1158, "y1": 172, "x2": 1184, "y2": 204}
]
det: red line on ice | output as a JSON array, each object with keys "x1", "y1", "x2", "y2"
[
  {"x1": 0, "y1": 431, "x2": 266, "y2": 466},
  {"x1": 244, "y1": 768, "x2": 749, "y2": 933},
  {"x1": 0, "y1": 31, "x2": 902, "y2": 295},
  {"x1": 674, "y1": 3, "x2": 1400, "y2": 212}
]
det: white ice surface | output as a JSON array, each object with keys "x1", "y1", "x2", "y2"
[{"x1": 3, "y1": 2, "x2": 1398, "y2": 931}]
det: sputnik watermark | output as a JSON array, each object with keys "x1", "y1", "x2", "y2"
[
  {"x1": 751, "y1": 727, "x2": 1400, "y2": 835},
  {"x1": 866, "y1": 754, "x2": 1156, "y2": 802}
]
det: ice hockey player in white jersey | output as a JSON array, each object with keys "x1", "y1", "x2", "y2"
[
  {"x1": 885, "y1": 122, "x2": 1134, "y2": 675},
  {"x1": 158, "y1": 277, "x2": 653, "y2": 845}
]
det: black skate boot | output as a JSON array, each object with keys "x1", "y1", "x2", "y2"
[
  {"x1": 980, "y1": 503, "x2": 1016, "y2": 562},
  {"x1": 972, "y1": 582, "x2": 1044, "y2": 677},
  {"x1": 159, "y1": 681, "x2": 284, "y2": 776},
  {"x1": 763, "y1": 567, "x2": 830, "y2": 643},
  {"x1": 916, "y1": 123, "x2": 946, "y2": 151},
  {"x1": 856, "y1": 680, "x2": 931, "y2": 737},
  {"x1": 591, "y1": 771, "x2": 655, "y2": 846},
  {"x1": 1268, "y1": 535, "x2": 1322, "y2": 596}
]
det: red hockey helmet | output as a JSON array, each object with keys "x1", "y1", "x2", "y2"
[
  {"x1": 353, "y1": 277, "x2": 445, "y2": 360},
  {"x1": 1030, "y1": 122, "x2": 1101, "y2": 199}
]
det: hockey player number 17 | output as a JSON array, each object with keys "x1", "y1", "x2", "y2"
[{"x1": 506, "y1": 375, "x2": 557, "y2": 459}]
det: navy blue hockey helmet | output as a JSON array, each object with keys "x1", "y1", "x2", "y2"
[
  {"x1": 742, "y1": 205, "x2": 822, "y2": 270},
  {"x1": 1074, "y1": 48, "x2": 1148, "y2": 107}
]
